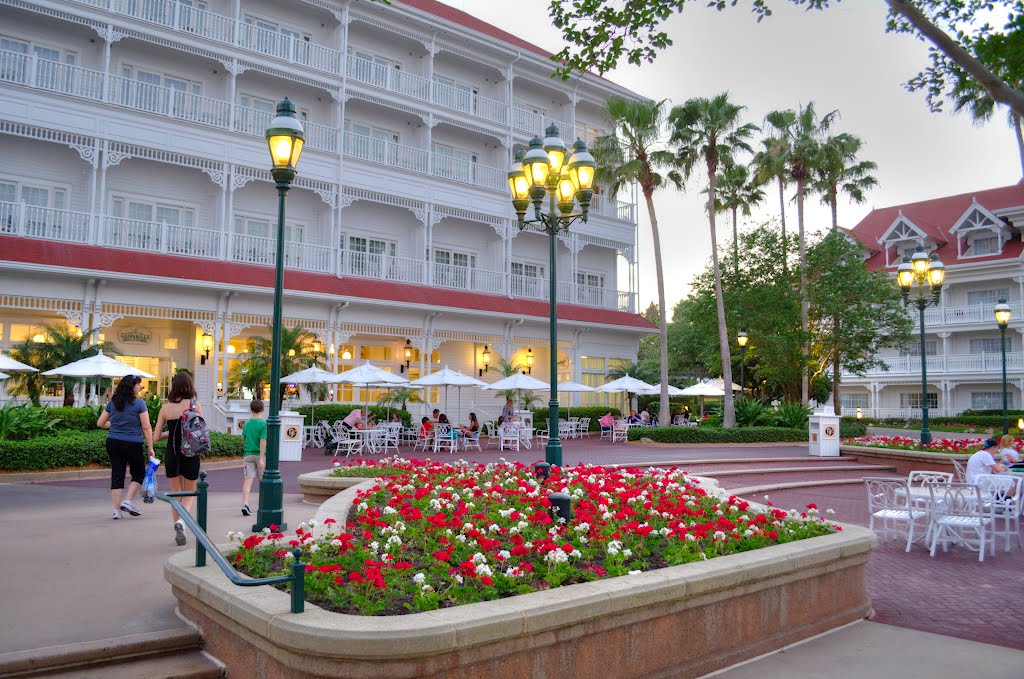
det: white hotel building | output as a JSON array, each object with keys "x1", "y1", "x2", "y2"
[
  {"x1": 840, "y1": 182, "x2": 1024, "y2": 418},
  {"x1": 0, "y1": 0, "x2": 653, "y2": 422}
]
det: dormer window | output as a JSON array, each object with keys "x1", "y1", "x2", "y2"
[
  {"x1": 967, "y1": 235, "x2": 1000, "y2": 256},
  {"x1": 949, "y1": 200, "x2": 1014, "y2": 258},
  {"x1": 877, "y1": 212, "x2": 935, "y2": 267}
]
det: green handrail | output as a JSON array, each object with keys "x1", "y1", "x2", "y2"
[{"x1": 158, "y1": 471, "x2": 306, "y2": 613}]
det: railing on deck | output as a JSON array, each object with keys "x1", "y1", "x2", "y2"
[
  {"x1": 158, "y1": 472, "x2": 306, "y2": 614},
  {"x1": 0, "y1": 201, "x2": 91, "y2": 243}
]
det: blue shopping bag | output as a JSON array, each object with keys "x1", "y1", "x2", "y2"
[{"x1": 142, "y1": 458, "x2": 160, "y2": 504}]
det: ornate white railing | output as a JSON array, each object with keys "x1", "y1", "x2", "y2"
[
  {"x1": 512, "y1": 106, "x2": 544, "y2": 134},
  {"x1": 229, "y1": 234, "x2": 330, "y2": 271},
  {"x1": 338, "y1": 250, "x2": 426, "y2": 283},
  {"x1": 843, "y1": 352, "x2": 1024, "y2": 377},
  {"x1": 589, "y1": 193, "x2": 637, "y2": 222},
  {"x1": 922, "y1": 303, "x2": 1024, "y2": 326},
  {"x1": 431, "y1": 263, "x2": 505, "y2": 295},
  {"x1": 0, "y1": 49, "x2": 104, "y2": 100},
  {"x1": 102, "y1": 217, "x2": 220, "y2": 258},
  {"x1": 235, "y1": 106, "x2": 336, "y2": 152},
  {"x1": 235, "y1": 24, "x2": 340, "y2": 72},
  {"x1": 346, "y1": 56, "x2": 431, "y2": 99},
  {"x1": 432, "y1": 154, "x2": 505, "y2": 191},
  {"x1": 108, "y1": 75, "x2": 230, "y2": 127},
  {"x1": 103, "y1": 0, "x2": 235, "y2": 43},
  {"x1": 0, "y1": 201, "x2": 91, "y2": 244},
  {"x1": 431, "y1": 82, "x2": 506, "y2": 124},
  {"x1": 343, "y1": 133, "x2": 429, "y2": 173}
]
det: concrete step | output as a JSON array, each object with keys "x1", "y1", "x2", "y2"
[
  {"x1": 0, "y1": 628, "x2": 222, "y2": 678},
  {"x1": 710, "y1": 467, "x2": 900, "y2": 495},
  {"x1": 622, "y1": 456, "x2": 859, "y2": 469},
  {"x1": 700, "y1": 464, "x2": 894, "y2": 478}
]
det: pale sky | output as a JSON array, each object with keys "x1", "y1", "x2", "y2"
[{"x1": 439, "y1": 0, "x2": 1021, "y2": 309}]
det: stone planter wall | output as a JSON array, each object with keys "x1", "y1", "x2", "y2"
[
  {"x1": 842, "y1": 444, "x2": 970, "y2": 475},
  {"x1": 166, "y1": 521, "x2": 875, "y2": 678},
  {"x1": 297, "y1": 469, "x2": 367, "y2": 504}
]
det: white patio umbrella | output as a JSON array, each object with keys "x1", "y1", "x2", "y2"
[
  {"x1": 280, "y1": 365, "x2": 340, "y2": 424},
  {"x1": 481, "y1": 373, "x2": 551, "y2": 392},
  {"x1": 333, "y1": 361, "x2": 409, "y2": 417},
  {"x1": 0, "y1": 353, "x2": 37, "y2": 373},
  {"x1": 595, "y1": 375, "x2": 655, "y2": 415},
  {"x1": 556, "y1": 381, "x2": 595, "y2": 418},
  {"x1": 41, "y1": 350, "x2": 154, "y2": 379},
  {"x1": 637, "y1": 383, "x2": 686, "y2": 396},
  {"x1": 678, "y1": 379, "x2": 739, "y2": 418},
  {"x1": 410, "y1": 366, "x2": 485, "y2": 419}
]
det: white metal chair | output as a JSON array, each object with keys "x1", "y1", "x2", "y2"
[
  {"x1": 864, "y1": 477, "x2": 928, "y2": 552},
  {"x1": 413, "y1": 428, "x2": 434, "y2": 453},
  {"x1": 908, "y1": 470, "x2": 954, "y2": 488},
  {"x1": 952, "y1": 459, "x2": 967, "y2": 483},
  {"x1": 333, "y1": 433, "x2": 362, "y2": 458},
  {"x1": 976, "y1": 473, "x2": 1023, "y2": 552},
  {"x1": 611, "y1": 420, "x2": 629, "y2": 443},
  {"x1": 499, "y1": 424, "x2": 520, "y2": 451},
  {"x1": 433, "y1": 424, "x2": 457, "y2": 454},
  {"x1": 380, "y1": 424, "x2": 401, "y2": 454},
  {"x1": 462, "y1": 428, "x2": 482, "y2": 452},
  {"x1": 558, "y1": 420, "x2": 574, "y2": 440},
  {"x1": 578, "y1": 417, "x2": 591, "y2": 436},
  {"x1": 599, "y1": 423, "x2": 613, "y2": 441},
  {"x1": 928, "y1": 482, "x2": 992, "y2": 562}
]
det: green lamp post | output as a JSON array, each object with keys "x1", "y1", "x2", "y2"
[
  {"x1": 736, "y1": 330, "x2": 749, "y2": 398},
  {"x1": 253, "y1": 97, "x2": 304, "y2": 532},
  {"x1": 896, "y1": 245, "x2": 945, "y2": 445},
  {"x1": 508, "y1": 127, "x2": 595, "y2": 467},
  {"x1": 994, "y1": 297, "x2": 1012, "y2": 436}
]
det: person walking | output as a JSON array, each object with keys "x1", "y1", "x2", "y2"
[
  {"x1": 96, "y1": 374, "x2": 154, "y2": 520},
  {"x1": 240, "y1": 399, "x2": 267, "y2": 516},
  {"x1": 154, "y1": 372, "x2": 203, "y2": 546}
]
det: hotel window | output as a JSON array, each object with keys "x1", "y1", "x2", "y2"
[
  {"x1": 966, "y1": 235, "x2": 1000, "y2": 256},
  {"x1": 359, "y1": 346, "x2": 393, "y2": 361},
  {"x1": 344, "y1": 122, "x2": 399, "y2": 164},
  {"x1": 576, "y1": 272, "x2": 606, "y2": 305},
  {"x1": 971, "y1": 392, "x2": 1015, "y2": 410},
  {"x1": 970, "y1": 337, "x2": 1013, "y2": 354},
  {"x1": 966, "y1": 289, "x2": 1010, "y2": 306},
  {"x1": 0, "y1": 36, "x2": 76, "y2": 86},
  {"x1": 841, "y1": 394, "x2": 870, "y2": 409},
  {"x1": 118, "y1": 65, "x2": 202, "y2": 116},
  {"x1": 433, "y1": 74, "x2": 477, "y2": 114},
  {"x1": 233, "y1": 216, "x2": 304, "y2": 242},
  {"x1": 511, "y1": 261, "x2": 545, "y2": 297},
  {"x1": 432, "y1": 143, "x2": 475, "y2": 183},
  {"x1": 903, "y1": 341, "x2": 937, "y2": 357},
  {"x1": 241, "y1": 16, "x2": 311, "y2": 63},
  {"x1": 432, "y1": 248, "x2": 477, "y2": 288},
  {"x1": 900, "y1": 393, "x2": 938, "y2": 409},
  {"x1": 343, "y1": 236, "x2": 395, "y2": 278}
]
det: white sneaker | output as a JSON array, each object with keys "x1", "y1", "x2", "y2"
[
  {"x1": 120, "y1": 500, "x2": 141, "y2": 517},
  {"x1": 174, "y1": 521, "x2": 186, "y2": 546},
  {"x1": 112, "y1": 509, "x2": 123, "y2": 520}
]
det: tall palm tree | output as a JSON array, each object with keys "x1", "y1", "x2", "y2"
[
  {"x1": 753, "y1": 110, "x2": 797, "y2": 273},
  {"x1": 781, "y1": 102, "x2": 839, "y2": 403},
  {"x1": 949, "y1": 71, "x2": 1024, "y2": 179},
  {"x1": 669, "y1": 92, "x2": 758, "y2": 428},
  {"x1": 811, "y1": 133, "x2": 879, "y2": 231},
  {"x1": 712, "y1": 160, "x2": 766, "y2": 275},
  {"x1": 231, "y1": 325, "x2": 321, "y2": 400},
  {"x1": 592, "y1": 97, "x2": 682, "y2": 428}
]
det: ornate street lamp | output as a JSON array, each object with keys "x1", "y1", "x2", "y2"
[
  {"x1": 479, "y1": 344, "x2": 490, "y2": 377},
  {"x1": 200, "y1": 332, "x2": 213, "y2": 365},
  {"x1": 736, "y1": 330, "x2": 749, "y2": 398},
  {"x1": 897, "y1": 245, "x2": 944, "y2": 445},
  {"x1": 253, "y1": 97, "x2": 304, "y2": 532},
  {"x1": 994, "y1": 297, "x2": 1012, "y2": 436},
  {"x1": 525, "y1": 347, "x2": 534, "y2": 375},
  {"x1": 508, "y1": 128, "x2": 594, "y2": 466}
]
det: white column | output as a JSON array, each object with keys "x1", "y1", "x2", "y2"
[
  {"x1": 223, "y1": 168, "x2": 235, "y2": 261},
  {"x1": 94, "y1": 141, "x2": 109, "y2": 246},
  {"x1": 85, "y1": 139, "x2": 100, "y2": 245},
  {"x1": 226, "y1": 63, "x2": 237, "y2": 130},
  {"x1": 100, "y1": 28, "x2": 113, "y2": 102}
]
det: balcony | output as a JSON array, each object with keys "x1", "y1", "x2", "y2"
[
  {"x1": 103, "y1": 217, "x2": 221, "y2": 259},
  {"x1": 431, "y1": 153, "x2": 505, "y2": 192},
  {"x1": 922, "y1": 303, "x2": 1023, "y2": 327},
  {"x1": 231, "y1": 233, "x2": 333, "y2": 273},
  {"x1": 108, "y1": 75, "x2": 231, "y2": 127},
  {"x1": 343, "y1": 132, "x2": 429, "y2": 173},
  {"x1": 0, "y1": 201, "x2": 91, "y2": 244},
  {"x1": 843, "y1": 352, "x2": 1024, "y2": 378},
  {"x1": 431, "y1": 81, "x2": 506, "y2": 124},
  {"x1": 590, "y1": 193, "x2": 636, "y2": 223},
  {"x1": 346, "y1": 55, "x2": 431, "y2": 100},
  {"x1": 235, "y1": 106, "x2": 336, "y2": 152}
]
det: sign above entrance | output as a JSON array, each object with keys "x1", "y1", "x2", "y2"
[{"x1": 119, "y1": 327, "x2": 152, "y2": 345}]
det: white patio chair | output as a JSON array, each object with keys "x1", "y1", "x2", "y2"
[
  {"x1": 413, "y1": 428, "x2": 433, "y2": 453},
  {"x1": 535, "y1": 428, "x2": 549, "y2": 445},
  {"x1": 333, "y1": 433, "x2": 362, "y2": 458},
  {"x1": 380, "y1": 424, "x2": 401, "y2": 454},
  {"x1": 864, "y1": 477, "x2": 928, "y2": 552},
  {"x1": 611, "y1": 420, "x2": 629, "y2": 443},
  {"x1": 578, "y1": 417, "x2": 591, "y2": 436},
  {"x1": 462, "y1": 428, "x2": 482, "y2": 452},
  {"x1": 499, "y1": 425, "x2": 520, "y2": 451},
  {"x1": 976, "y1": 474, "x2": 1023, "y2": 552},
  {"x1": 481, "y1": 422, "x2": 500, "y2": 449},
  {"x1": 558, "y1": 420, "x2": 574, "y2": 440},
  {"x1": 599, "y1": 423, "x2": 613, "y2": 441},
  {"x1": 908, "y1": 470, "x2": 954, "y2": 488},
  {"x1": 928, "y1": 482, "x2": 992, "y2": 562},
  {"x1": 433, "y1": 424, "x2": 457, "y2": 455},
  {"x1": 952, "y1": 459, "x2": 967, "y2": 483}
]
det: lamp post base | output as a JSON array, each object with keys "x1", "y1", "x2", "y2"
[{"x1": 253, "y1": 469, "x2": 287, "y2": 532}]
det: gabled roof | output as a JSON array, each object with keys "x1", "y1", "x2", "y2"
[
  {"x1": 838, "y1": 227, "x2": 879, "y2": 255},
  {"x1": 850, "y1": 181, "x2": 1024, "y2": 269},
  {"x1": 877, "y1": 211, "x2": 940, "y2": 245},
  {"x1": 948, "y1": 199, "x2": 1008, "y2": 234}
]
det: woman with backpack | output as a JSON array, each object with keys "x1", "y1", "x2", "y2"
[
  {"x1": 154, "y1": 372, "x2": 204, "y2": 546},
  {"x1": 96, "y1": 374, "x2": 154, "y2": 520}
]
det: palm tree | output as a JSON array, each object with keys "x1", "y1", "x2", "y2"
[
  {"x1": 780, "y1": 102, "x2": 839, "y2": 402},
  {"x1": 669, "y1": 92, "x2": 758, "y2": 428},
  {"x1": 753, "y1": 110, "x2": 797, "y2": 273},
  {"x1": 949, "y1": 70, "x2": 1024, "y2": 178},
  {"x1": 811, "y1": 133, "x2": 879, "y2": 231},
  {"x1": 712, "y1": 160, "x2": 766, "y2": 275},
  {"x1": 9, "y1": 324, "x2": 119, "y2": 406},
  {"x1": 591, "y1": 97, "x2": 682, "y2": 428},
  {"x1": 231, "y1": 325, "x2": 321, "y2": 400}
]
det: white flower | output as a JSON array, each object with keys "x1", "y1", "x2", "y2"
[
  {"x1": 475, "y1": 563, "x2": 493, "y2": 577},
  {"x1": 284, "y1": 551, "x2": 295, "y2": 559},
  {"x1": 297, "y1": 522, "x2": 308, "y2": 532},
  {"x1": 622, "y1": 548, "x2": 632, "y2": 558},
  {"x1": 454, "y1": 574, "x2": 464, "y2": 584},
  {"x1": 307, "y1": 519, "x2": 317, "y2": 529},
  {"x1": 261, "y1": 527, "x2": 271, "y2": 536},
  {"x1": 308, "y1": 544, "x2": 320, "y2": 554},
  {"x1": 628, "y1": 570, "x2": 642, "y2": 576},
  {"x1": 455, "y1": 534, "x2": 467, "y2": 543},
  {"x1": 497, "y1": 550, "x2": 511, "y2": 560},
  {"x1": 685, "y1": 534, "x2": 697, "y2": 542},
  {"x1": 369, "y1": 541, "x2": 380, "y2": 552},
  {"x1": 386, "y1": 535, "x2": 402, "y2": 547},
  {"x1": 699, "y1": 552, "x2": 708, "y2": 561},
  {"x1": 330, "y1": 538, "x2": 342, "y2": 548},
  {"x1": 421, "y1": 584, "x2": 434, "y2": 593},
  {"x1": 226, "y1": 531, "x2": 237, "y2": 542},
  {"x1": 357, "y1": 502, "x2": 368, "y2": 512},
  {"x1": 743, "y1": 529, "x2": 754, "y2": 537},
  {"x1": 413, "y1": 572, "x2": 426, "y2": 585},
  {"x1": 471, "y1": 552, "x2": 487, "y2": 564},
  {"x1": 826, "y1": 508, "x2": 836, "y2": 516}
]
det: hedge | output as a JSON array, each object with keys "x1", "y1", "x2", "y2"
[
  {"x1": 626, "y1": 426, "x2": 807, "y2": 444},
  {"x1": 295, "y1": 404, "x2": 412, "y2": 428},
  {"x1": 961, "y1": 409, "x2": 1024, "y2": 418},
  {"x1": 839, "y1": 420, "x2": 868, "y2": 438},
  {"x1": 531, "y1": 407, "x2": 621, "y2": 433},
  {"x1": 0, "y1": 429, "x2": 244, "y2": 471},
  {"x1": 47, "y1": 407, "x2": 100, "y2": 432}
]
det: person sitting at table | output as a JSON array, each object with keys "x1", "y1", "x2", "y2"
[
  {"x1": 627, "y1": 410, "x2": 641, "y2": 425},
  {"x1": 459, "y1": 412, "x2": 480, "y2": 438},
  {"x1": 650, "y1": 411, "x2": 659, "y2": 426},
  {"x1": 436, "y1": 414, "x2": 458, "y2": 440},
  {"x1": 639, "y1": 408, "x2": 651, "y2": 424},
  {"x1": 966, "y1": 438, "x2": 1007, "y2": 485},
  {"x1": 998, "y1": 434, "x2": 1021, "y2": 467},
  {"x1": 389, "y1": 411, "x2": 401, "y2": 424},
  {"x1": 341, "y1": 409, "x2": 363, "y2": 431},
  {"x1": 681, "y1": 410, "x2": 691, "y2": 425},
  {"x1": 418, "y1": 416, "x2": 432, "y2": 441},
  {"x1": 431, "y1": 408, "x2": 440, "y2": 423}
]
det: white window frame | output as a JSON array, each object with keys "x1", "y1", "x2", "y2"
[
  {"x1": 900, "y1": 392, "x2": 939, "y2": 409},
  {"x1": 233, "y1": 214, "x2": 305, "y2": 242},
  {"x1": 903, "y1": 340, "x2": 938, "y2": 357},
  {"x1": 110, "y1": 191, "x2": 198, "y2": 225},
  {"x1": 964, "y1": 234, "x2": 1001, "y2": 257},
  {"x1": 966, "y1": 288, "x2": 1011, "y2": 307},
  {"x1": 970, "y1": 392, "x2": 1016, "y2": 410},
  {"x1": 969, "y1": 337, "x2": 1012, "y2": 354}
]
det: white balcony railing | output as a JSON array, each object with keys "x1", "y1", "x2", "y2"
[
  {"x1": 512, "y1": 106, "x2": 544, "y2": 134},
  {"x1": 104, "y1": 0, "x2": 235, "y2": 43},
  {"x1": 431, "y1": 263, "x2": 505, "y2": 295},
  {"x1": 108, "y1": 75, "x2": 230, "y2": 127},
  {"x1": 0, "y1": 49, "x2": 104, "y2": 100},
  {"x1": 923, "y1": 303, "x2": 1024, "y2": 326},
  {"x1": 235, "y1": 106, "x2": 336, "y2": 152},
  {"x1": 843, "y1": 352, "x2": 1024, "y2": 377},
  {"x1": 0, "y1": 201, "x2": 91, "y2": 244},
  {"x1": 346, "y1": 56, "x2": 431, "y2": 100},
  {"x1": 431, "y1": 82, "x2": 506, "y2": 124},
  {"x1": 432, "y1": 154, "x2": 505, "y2": 191},
  {"x1": 102, "y1": 217, "x2": 220, "y2": 258},
  {"x1": 236, "y1": 23, "x2": 340, "y2": 73},
  {"x1": 339, "y1": 250, "x2": 426, "y2": 283},
  {"x1": 229, "y1": 234, "x2": 332, "y2": 272},
  {"x1": 589, "y1": 193, "x2": 637, "y2": 222},
  {"x1": 344, "y1": 133, "x2": 430, "y2": 173}
]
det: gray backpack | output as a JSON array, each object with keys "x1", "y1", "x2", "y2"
[{"x1": 179, "y1": 400, "x2": 210, "y2": 457}]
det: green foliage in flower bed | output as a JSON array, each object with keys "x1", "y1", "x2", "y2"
[
  {"x1": 961, "y1": 409, "x2": 1024, "y2": 418},
  {"x1": 531, "y1": 407, "x2": 621, "y2": 432},
  {"x1": 0, "y1": 429, "x2": 244, "y2": 471},
  {"x1": 839, "y1": 418, "x2": 868, "y2": 438},
  {"x1": 330, "y1": 462, "x2": 407, "y2": 478},
  {"x1": 626, "y1": 426, "x2": 806, "y2": 443},
  {"x1": 47, "y1": 406, "x2": 101, "y2": 432},
  {"x1": 0, "y1": 403, "x2": 61, "y2": 440},
  {"x1": 230, "y1": 459, "x2": 836, "y2": 616},
  {"x1": 295, "y1": 404, "x2": 411, "y2": 428}
]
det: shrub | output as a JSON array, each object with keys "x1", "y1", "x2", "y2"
[
  {"x1": 0, "y1": 403, "x2": 61, "y2": 440},
  {"x1": 47, "y1": 406, "x2": 101, "y2": 432},
  {"x1": 700, "y1": 415, "x2": 723, "y2": 428},
  {"x1": 932, "y1": 416, "x2": 1004, "y2": 428},
  {"x1": 627, "y1": 426, "x2": 806, "y2": 444},
  {"x1": 960, "y1": 409, "x2": 1024, "y2": 418},
  {"x1": 295, "y1": 404, "x2": 411, "y2": 428},
  {"x1": 734, "y1": 397, "x2": 770, "y2": 427},
  {"x1": 770, "y1": 401, "x2": 812, "y2": 429},
  {"x1": 0, "y1": 429, "x2": 244, "y2": 471},
  {"x1": 532, "y1": 406, "x2": 621, "y2": 432},
  {"x1": 839, "y1": 419, "x2": 868, "y2": 438}
]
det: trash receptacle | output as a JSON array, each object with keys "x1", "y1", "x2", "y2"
[{"x1": 808, "y1": 407, "x2": 841, "y2": 457}]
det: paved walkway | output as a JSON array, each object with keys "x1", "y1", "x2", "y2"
[{"x1": 5, "y1": 438, "x2": 1023, "y2": 672}]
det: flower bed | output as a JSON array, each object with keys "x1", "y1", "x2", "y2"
[
  {"x1": 232, "y1": 459, "x2": 836, "y2": 616},
  {"x1": 844, "y1": 435, "x2": 1022, "y2": 455}
]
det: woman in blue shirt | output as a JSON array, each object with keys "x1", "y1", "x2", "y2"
[{"x1": 96, "y1": 375, "x2": 155, "y2": 520}]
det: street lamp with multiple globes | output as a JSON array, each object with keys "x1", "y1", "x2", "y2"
[
  {"x1": 897, "y1": 245, "x2": 945, "y2": 445},
  {"x1": 994, "y1": 297, "x2": 1012, "y2": 436},
  {"x1": 736, "y1": 330, "x2": 749, "y2": 398},
  {"x1": 507, "y1": 125, "x2": 595, "y2": 466},
  {"x1": 253, "y1": 97, "x2": 304, "y2": 532}
]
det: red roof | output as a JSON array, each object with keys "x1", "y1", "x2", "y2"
[
  {"x1": 0, "y1": 237, "x2": 654, "y2": 330},
  {"x1": 850, "y1": 182, "x2": 1024, "y2": 270},
  {"x1": 395, "y1": 0, "x2": 551, "y2": 59}
]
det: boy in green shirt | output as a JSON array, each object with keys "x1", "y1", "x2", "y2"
[{"x1": 240, "y1": 399, "x2": 267, "y2": 516}]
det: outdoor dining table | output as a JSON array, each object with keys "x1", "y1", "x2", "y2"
[
  {"x1": 348, "y1": 428, "x2": 386, "y2": 455},
  {"x1": 518, "y1": 427, "x2": 535, "y2": 449}
]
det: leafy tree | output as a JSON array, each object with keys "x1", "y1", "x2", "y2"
[
  {"x1": 805, "y1": 231, "x2": 912, "y2": 414},
  {"x1": 230, "y1": 325, "x2": 321, "y2": 400},
  {"x1": 547, "y1": 1, "x2": 1024, "y2": 119},
  {"x1": 7, "y1": 324, "x2": 118, "y2": 406},
  {"x1": 669, "y1": 93, "x2": 759, "y2": 427},
  {"x1": 376, "y1": 387, "x2": 421, "y2": 411},
  {"x1": 592, "y1": 97, "x2": 682, "y2": 427},
  {"x1": 810, "y1": 133, "x2": 879, "y2": 231},
  {"x1": 711, "y1": 160, "x2": 766, "y2": 275}
]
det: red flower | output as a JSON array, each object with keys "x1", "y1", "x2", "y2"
[
  {"x1": 480, "y1": 576, "x2": 494, "y2": 587},
  {"x1": 349, "y1": 572, "x2": 364, "y2": 584},
  {"x1": 323, "y1": 518, "x2": 337, "y2": 525},
  {"x1": 269, "y1": 523, "x2": 279, "y2": 531},
  {"x1": 806, "y1": 503, "x2": 817, "y2": 510},
  {"x1": 433, "y1": 551, "x2": 451, "y2": 562},
  {"x1": 561, "y1": 543, "x2": 575, "y2": 554}
]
